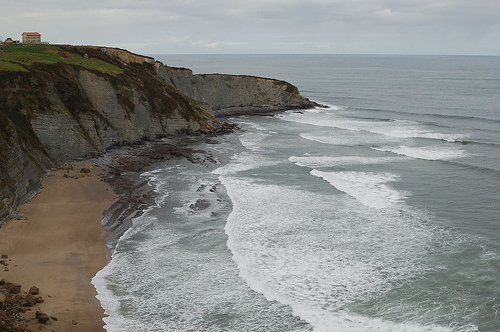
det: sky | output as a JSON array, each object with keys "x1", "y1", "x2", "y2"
[{"x1": 2, "y1": 0, "x2": 500, "y2": 55}]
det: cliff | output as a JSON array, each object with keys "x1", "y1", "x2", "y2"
[
  {"x1": 0, "y1": 45, "x2": 318, "y2": 223},
  {"x1": 158, "y1": 66, "x2": 317, "y2": 116}
]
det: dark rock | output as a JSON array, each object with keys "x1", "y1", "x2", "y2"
[
  {"x1": 37, "y1": 314, "x2": 50, "y2": 324},
  {"x1": 28, "y1": 286, "x2": 39, "y2": 295},
  {"x1": 36, "y1": 309, "x2": 50, "y2": 324},
  {"x1": 204, "y1": 138, "x2": 220, "y2": 144},
  {"x1": 138, "y1": 197, "x2": 150, "y2": 204},
  {"x1": 80, "y1": 167, "x2": 91, "y2": 174},
  {"x1": 72, "y1": 320, "x2": 78, "y2": 325},
  {"x1": 189, "y1": 199, "x2": 211, "y2": 211},
  {"x1": 2, "y1": 280, "x2": 21, "y2": 294},
  {"x1": 61, "y1": 164, "x2": 74, "y2": 171},
  {"x1": 21, "y1": 294, "x2": 37, "y2": 307},
  {"x1": 1, "y1": 254, "x2": 7, "y2": 259}
]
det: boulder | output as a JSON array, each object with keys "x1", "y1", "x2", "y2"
[
  {"x1": 2, "y1": 280, "x2": 21, "y2": 294},
  {"x1": 37, "y1": 313, "x2": 50, "y2": 324},
  {"x1": 189, "y1": 199, "x2": 211, "y2": 211},
  {"x1": 36, "y1": 310, "x2": 50, "y2": 324},
  {"x1": 21, "y1": 294, "x2": 37, "y2": 307},
  {"x1": 28, "y1": 286, "x2": 39, "y2": 295}
]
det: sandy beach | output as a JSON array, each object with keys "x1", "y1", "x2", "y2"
[{"x1": 0, "y1": 162, "x2": 117, "y2": 331}]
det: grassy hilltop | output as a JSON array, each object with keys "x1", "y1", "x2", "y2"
[{"x1": 0, "y1": 44, "x2": 123, "y2": 74}]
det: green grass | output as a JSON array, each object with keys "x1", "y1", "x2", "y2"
[
  {"x1": 0, "y1": 60, "x2": 28, "y2": 72},
  {"x1": 0, "y1": 44, "x2": 123, "y2": 75}
]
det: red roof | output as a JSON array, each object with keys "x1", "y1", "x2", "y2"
[{"x1": 22, "y1": 32, "x2": 41, "y2": 36}]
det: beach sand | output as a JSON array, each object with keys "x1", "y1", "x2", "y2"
[{"x1": 0, "y1": 162, "x2": 117, "y2": 331}]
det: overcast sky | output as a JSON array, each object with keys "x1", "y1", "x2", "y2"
[{"x1": 2, "y1": 0, "x2": 500, "y2": 55}]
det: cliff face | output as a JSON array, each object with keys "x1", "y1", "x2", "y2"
[
  {"x1": 0, "y1": 45, "x2": 317, "y2": 223},
  {"x1": 158, "y1": 66, "x2": 317, "y2": 116}
]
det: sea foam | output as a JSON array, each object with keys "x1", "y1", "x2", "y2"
[
  {"x1": 221, "y1": 176, "x2": 452, "y2": 332},
  {"x1": 281, "y1": 111, "x2": 465, "y2": 143},
  {"x1": 290, "y1": 155, "x2": 404, "y2": 168},
  {"x1": 310, "y1": 170, "x2": 409, "y2": 209},
  {"x1": 372, "y1": 146, "x2": 469, "y2": 161}
]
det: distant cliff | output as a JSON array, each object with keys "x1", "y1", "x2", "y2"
[
  {"x1": 159, "y1": 66, "x2": 317, "y2": 116},
  {"x1": 0, "y1": 45, "x2": 318, "y2": 223}
]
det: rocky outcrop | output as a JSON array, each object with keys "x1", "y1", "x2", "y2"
[
  {"x1": 100, "y1": 47, "x2": 155, "y2": 66},
  {"x1": 0, "y1": 46, "x2": 318, "y2": 224},
  {"x1": 0, "y1": 278, "x2": 48, "y2": 331},
  {"x1": 158, "y1": 66, "x2": 319, "y2": 116}
]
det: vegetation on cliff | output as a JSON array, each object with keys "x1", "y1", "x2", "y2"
[{"x1": 0, "y1": 44, "x2": 123, "y2": 74}]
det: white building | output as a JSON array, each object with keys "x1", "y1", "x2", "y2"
[{"x1": 22, "y1": 32, "x2": 41, "y2": 44}]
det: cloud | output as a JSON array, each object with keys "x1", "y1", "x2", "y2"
[
  {"x1": 376, "y1": 8, "x2": 393, "y2": 16},
  {"x1": 2, "y1": 0, "x2": 500, "y2": 54}
]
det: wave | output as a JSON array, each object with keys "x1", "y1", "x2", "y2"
[
  {"x1": 289, "y1": 155, "x2": 406, "y2": 168},
  {"x1": 437, "y1": 159, "x2": 500, "y2": 176},
  {"x1": 310, "y1": 170, "x2": 409, "y2": 209},
  {"x1": 212, "y1": 151, "x2": 280, "y2": 176},
  {"x1": 372, "y1": 145, "x2": 469, "y2": 161},
  {"x1": 355, "y1": 107, "x2": 500, "y2": 126},
  {"x1": 280, "y1": 111, "x2": 466, "y2": 143},
  {"x1": 93, "y1": 165, "x2": 180, "y2": 331},
  {"x1": 221, "y1": 176, "x2": 458, "y2": 332},
  {"x1": 94, "y1": 213, "x2": 161, "y2": 331},
  {"x1": 300, "y1": 131, "x2": 400, "y2": 146}
]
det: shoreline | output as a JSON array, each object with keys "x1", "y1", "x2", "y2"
[
  {"x1": 0, "y1": 135, "x2": 227, "y2": 331},
  {"x1": 0, "y1": 162, "x2": 118, "y2": 331}
]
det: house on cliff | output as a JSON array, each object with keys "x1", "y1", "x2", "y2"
[
  {"x1": 22, "y1": 32, "x2": 41, "y2": 44},
  {"x1": 4, "y1": 38, "x2": 20, "y2": 44}
]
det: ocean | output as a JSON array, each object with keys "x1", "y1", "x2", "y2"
[{"x1": 93, "y1": 55, "x2": 500, "y2": 331}]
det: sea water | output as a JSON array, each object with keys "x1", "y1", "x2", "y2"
[{"x1": 93, "y1": 55, "x2": 500, "y2": 331}]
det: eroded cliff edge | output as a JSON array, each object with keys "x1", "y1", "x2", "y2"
[
  {"x1": 159, "y1": 66, "x2": 317, "y2": 116},
  {"x1": 0, "y1": 45, "x2": 318, "y2": 223}
]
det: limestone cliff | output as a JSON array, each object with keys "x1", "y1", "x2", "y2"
[
  {"x1": 0, "y1": 45, "x2": 318, "y2": 223},
  {"x1": 158, "y1": 66, "x2": 318, "y2": 116}
]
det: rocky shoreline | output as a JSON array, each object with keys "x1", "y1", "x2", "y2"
[{"x1": 96, "y1": 123, "x2": 237, "y2": 249}]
